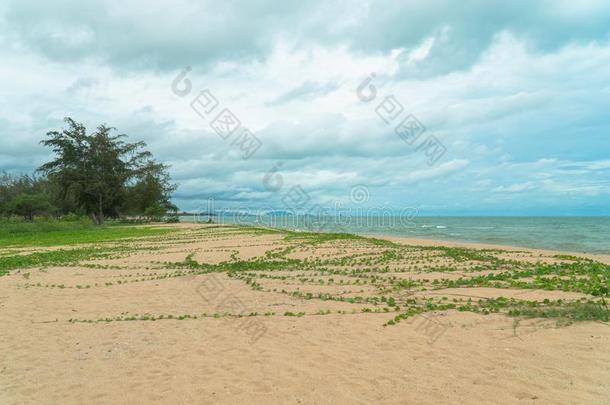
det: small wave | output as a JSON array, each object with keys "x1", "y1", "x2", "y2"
[{"x1": 436, "y1": 225, "x2": 447, "y2": 229}]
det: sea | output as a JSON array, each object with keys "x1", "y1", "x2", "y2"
[{"x1": 180, "y1": 214, "x2": 610, "y2": 254}]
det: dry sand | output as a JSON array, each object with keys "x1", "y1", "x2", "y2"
[{"x1": 1, "y1": 223, "x2": 608, "y2": 404}]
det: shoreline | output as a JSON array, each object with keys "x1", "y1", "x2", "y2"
[
  {"x1": 177, "y1": 222, "x2": 610, "y2": 264},
  {"x1": 178, "y1": 216, "x2": 610, "y2": 256},
  {"x1": 367, "y1": 233, "x2": 610, "y2": 264}
]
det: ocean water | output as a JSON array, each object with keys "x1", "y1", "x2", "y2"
[{"x1": 182, "y1": 215, "x2": 610, "y2": 254}]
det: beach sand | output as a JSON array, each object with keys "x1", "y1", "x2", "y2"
[{"x1": 1, "y1": 223, "x2": 608, "y2": 404}]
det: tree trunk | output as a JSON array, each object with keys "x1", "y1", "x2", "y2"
[{"x1": 98, "y1": 194, "x2": 104, "y2": 225}]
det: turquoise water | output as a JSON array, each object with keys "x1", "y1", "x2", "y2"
[{"x1": 182, "y1": 215, "x2": 610, "y2": 254}]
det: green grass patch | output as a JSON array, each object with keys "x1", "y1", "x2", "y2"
[
  {"x1": 0, "y1": 247, "x2": 125, "y2": 276},
  {"x1": 0, "y1": 221, "x2": 176, "y2": 247},
  {"x1": 438, "y1": 246, "x2": 499, "y2": 262},
  {"x1": 507, "y1": 300, "x2": 609, "y2": 322}
]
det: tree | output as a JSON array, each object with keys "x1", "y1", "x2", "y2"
[
  {"x1": 38, "y1": 118, "x2": 175, "y2": 224},
  {"x1": 9, "y1": 193, "x2": 53, "y2": 221},
  {"x1": 124, "y1": 161, "x2": 177, "y2": 217},
  {"x1": 143, "y1": 203, "x2": 167, "y2": 220},
  {"x1": 0, "y1": 172, "x2": 14, "y2": 216},
  {"x1": 0, "y1": 172, "x2": 59, "y2": 219}
]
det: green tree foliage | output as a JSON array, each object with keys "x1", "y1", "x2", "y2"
[
  {"x1": 29, "y1": 117, "x2": 177, "y2": 224},
  {"x1": 0, "y1": 118, "x2": 177, "y2": 223},
  {"x1": 0, "y1": 173, "x2": 61, "y2": 218},
  {"x1": 124, "y1": 161, "x2": 177, "y2": 218},
  {"x1": 8, "y1": 193, "x2": 54, "y2": 221}
]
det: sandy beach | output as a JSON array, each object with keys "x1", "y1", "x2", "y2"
[
  {"x1": 3, "y1": 1, "x2": 609, "y2": 403},
  {"x1": 1, "y1": 223, "x2": 608, "y2": 404}
]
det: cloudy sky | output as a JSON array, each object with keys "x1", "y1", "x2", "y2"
[{"x1": 1, "y1": 0, "x2": 610, "y2": 215}]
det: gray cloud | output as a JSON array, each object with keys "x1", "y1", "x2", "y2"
[
  {"x1": 66, "y1": 77, "x2": 99, "y2": 94},
  {"x1": 4, "y1": 0, "x2": 610, "y2": 75},
  {"x1": 2, "y1": 0, "x2": 313, "y2": 71},
  {"x1": 265, "y1": 81, "x2": 339, "y2": 106},
  {"x1": 2, "y1": 1, "x2": 610, "y2": 214}
]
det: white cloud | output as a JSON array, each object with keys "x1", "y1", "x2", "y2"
[
  {"x1": 396, "y1": 159, "x2": 470, "y2": 184},
  {"x1": 493, "y1": 182, "x2": 535, "y2": 193},
  {"x1": 0, "y1": 2, "x2": 609, "y2": 214}
]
